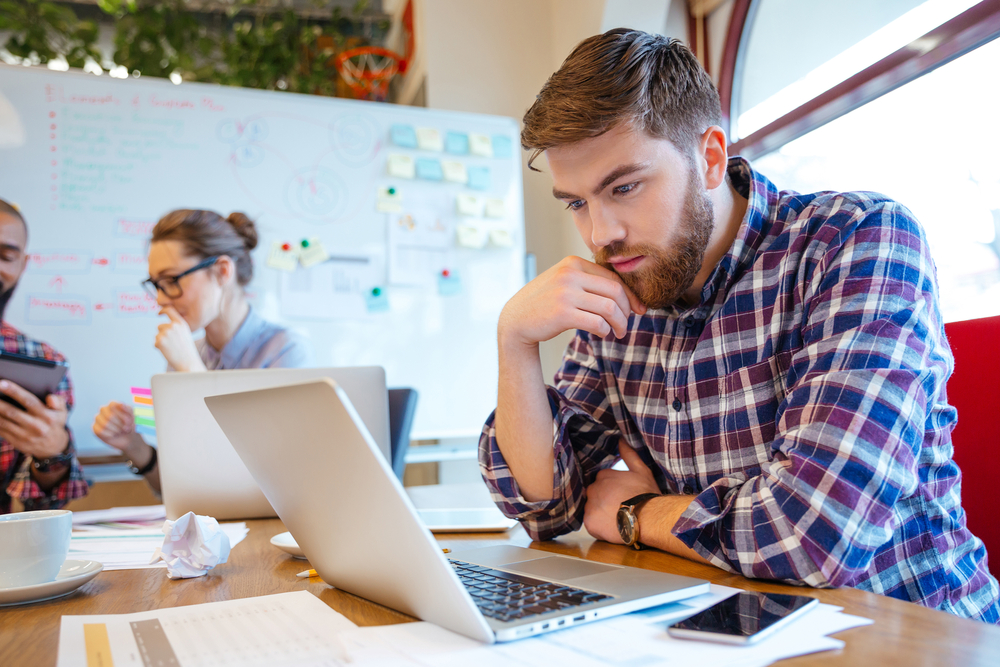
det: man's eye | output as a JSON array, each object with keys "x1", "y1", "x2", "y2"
[
  {"x1": 614, "y1": 183, "x2": 636, "y2": 195},
  {"x1": 565, "y1": 199, "x2": 585, "y2": 211}
]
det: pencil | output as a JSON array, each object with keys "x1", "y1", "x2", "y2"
[{"x1": 296, "y1": 569, "x2": 318, "y2": 578}]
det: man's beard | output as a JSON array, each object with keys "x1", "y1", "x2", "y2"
[
  {"x1": 595, "y1": 170, "x2": 715, "y2": 310},
  {"x1": 0, "y1": 282, "x2": 17, "y2": 322}
]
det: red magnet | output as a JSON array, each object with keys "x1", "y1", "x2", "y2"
[
  {"x1": 441, "y1": 269, "x2": 450, "y2": 278},
  {"x1": 281, "y1": 243, "x2": 291, "y2": 251}
]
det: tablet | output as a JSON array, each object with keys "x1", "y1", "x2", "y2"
[{"x1": 0, "y1": 351, "x2": 68, "y2": 409}]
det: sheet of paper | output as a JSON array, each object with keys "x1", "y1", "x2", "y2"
[
  {"x1": 377, "y1": 185, "x2": 403, "y2": 212},
  {"x1": 416, "y1": 127, "x2": 444, "y2": 152},
  {"x1": 71, "y1": 505, "x2": 167, "y2": 526},
  {"x1": 298, "y1": 238, "x2": 330, "y2": 268},
  {"x1": 57, "y1": 591, "x2": 358, "y2": 667},
  {"x1": 387, "y1": 153, "x2": 416, "y2": 179},
  {"x1": 456, "y1": 225, "x2": 488, "y2": 249},
  {"x1": 489, "y1": 229, "x2": 513, "y2": 248},
  {"x1": 266, "y1": 241, "x2": 299, "y2": 272},
  {"x1": 456, "y1": 194, "x2": 480, "y2": 217},
  {"x1": 279, "y1": 258, "x2": 374, "y2": 320},
  {"x1": 69, "y1": 522, "x2": 248, "y2": 571},
  {"x1": 469, "y1": 133, "x2": 493, "y2": 157},
  {"x1": 442, "y1": 160, "x2": 468, "y2": 184},
  {"x1": 484, "y1": 198, "x2": 505, "y2": 218}
]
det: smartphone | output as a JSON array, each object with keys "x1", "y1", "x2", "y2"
[
  {"x1": 0, "y1": 351, "x2": 69, "y2": 410},
  {"x1": 667, "y1": 590, "x2": 819, "y2": 645}
]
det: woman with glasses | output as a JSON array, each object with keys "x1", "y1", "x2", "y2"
[{"x1": 90, "y1": 209, "x2": 313, "y2": 492}]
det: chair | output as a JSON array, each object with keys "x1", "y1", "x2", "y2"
[
  {"x1": 388, "y1": 388, "x2": 419, "y2": 481},
  {"x1": 944, "y1": 315, "x2": 1000, "y2": 578}
]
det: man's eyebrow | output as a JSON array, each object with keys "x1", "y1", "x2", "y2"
[
  {"x1": 0, "y1": 243, "x2": 22, "y2": 253},
  {"x1": 551, "y1": 162, "x2": 650, "y2": 202}
]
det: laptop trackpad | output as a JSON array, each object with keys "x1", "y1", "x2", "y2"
[{"x1": 504, "y1": 556, "x2": 619, "y2": 580}]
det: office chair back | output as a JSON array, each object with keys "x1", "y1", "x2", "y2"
[
  {"x1": 945, "y1": 315, "x2": 1000, "y2": 578},
  {"x1": 388, "y1": 388, "x2": 419, "y2": 481}
]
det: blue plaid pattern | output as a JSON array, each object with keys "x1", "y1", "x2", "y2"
[{"x1": 480, "y1": 158, "x2": 1000, "y2": 623}]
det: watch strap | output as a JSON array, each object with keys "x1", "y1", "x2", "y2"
[
  {"x1": 127, "y1": 446, "x2": 158, "y2": 476},
  {"x1": 619, "y1": 493, "x2": 660, "y2": 549},
  {"x1": 31, "y1": 440, "x2": 75, "y2": 473}
]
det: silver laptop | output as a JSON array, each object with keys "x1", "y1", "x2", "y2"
[
  {"x1": 205, "y1": 378, "x2": 709, "y2": 643},
  {"x1": 152, "y1": 367, "x2": 389, "y2": 520}
]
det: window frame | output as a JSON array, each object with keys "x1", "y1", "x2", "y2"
[{"x1": 717, "y1": 0, "x2": 1000, "y2": 160}]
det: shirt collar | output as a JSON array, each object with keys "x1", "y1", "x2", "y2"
[
  {"x1": 688, "y1": 156, "x2": 780, "y2": 313},
  {"x1": 204, "y1": 306, "x2": 265, "y2": 370}
]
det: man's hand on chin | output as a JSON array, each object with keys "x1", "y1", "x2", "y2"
[{"x1": 583, "y1": 443, "x2": 660, "y2": 543}]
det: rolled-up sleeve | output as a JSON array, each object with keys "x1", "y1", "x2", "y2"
[
  {"x1": 479, "y1": 333, "x2": 624, "y2": 540},
  {"x1": 672, "y1": 201, "x2": 946, "y2": 587}
]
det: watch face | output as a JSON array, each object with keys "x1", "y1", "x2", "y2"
[{"x1": 616, "y1": 507, "x2": 635, "y2": 544}]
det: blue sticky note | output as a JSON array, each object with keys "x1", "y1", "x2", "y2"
[
  {"x1": 136, "y1": 424, "x2": 157, "y2": 437},
  {"x1": 438, "y1": 271, "x2": 462, "y2": 296},
  {"x1": 467, "y1": 166, "x2": 491, "y2": 191},
  {"x1": 445, "y1": 131, "x2": 469, "y2": 155},
  {"x1": 366, "y1": 288, "x2": 390, "y2": 313},
  {"x1": 391, "y1": 124, "x2": 418, "y2": 148},
  {"x1": 416, "y1": 158, "x2": 444, "y2": 181},
  {"x1": 492, "y1": 135, "x2": 513, "y2": 158}
]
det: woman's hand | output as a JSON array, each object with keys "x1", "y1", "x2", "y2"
[
  {"x1": 155, "y1": 306, "x2": 206, "y2": 372},
  {"x1": 92, "y1": 401, "x2": 136, "y2": 451}
]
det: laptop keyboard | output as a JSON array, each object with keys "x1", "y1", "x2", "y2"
[{"x1": 449, "y1": 559, "x2": 613, "y2": 623}]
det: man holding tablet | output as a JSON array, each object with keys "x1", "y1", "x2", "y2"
[
  {"x1": 0, "y1": 199, "x2": 87, "y2": 513},
  {"x1": 479, "y1": 30, "x2": 999, "y2": 622}
]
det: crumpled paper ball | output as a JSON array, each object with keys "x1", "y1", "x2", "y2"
[{"x1": 150, "y1": 511, "x2": 231, "y2": 579}]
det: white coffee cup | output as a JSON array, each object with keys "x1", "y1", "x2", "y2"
[{"x1": 0, "y1": 509, "x2": 72, "y2": 588}]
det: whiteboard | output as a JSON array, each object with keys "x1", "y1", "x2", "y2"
[{"x1": 0, "y1": 64, "x2": 525, "y2": 454}]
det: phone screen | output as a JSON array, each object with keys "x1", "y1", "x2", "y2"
[{"x1": 668, "y1": 591, "x2": 817, "y2": 642}]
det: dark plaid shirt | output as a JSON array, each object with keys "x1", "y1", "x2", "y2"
[
  {"x1": 480, "y1": 158, "x2": 1000, "y2": 622},
  {"x1": 0, "y1": 322, "x2": 87, "y2": 513}
]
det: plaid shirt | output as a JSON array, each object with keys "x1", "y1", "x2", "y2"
[
  {"x1": 0, "y1": 322, "x2": 87, "y2": 513},
  {"x1": 480, "y1": 158, "x2": 1000, "y2": 623}
]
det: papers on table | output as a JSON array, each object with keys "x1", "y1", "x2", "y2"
[
  {"x1": 70, "y1": 520, "x2": 248, "y2": 571},
  {"x1": 57, "y1": 584, "x2": 872, "y2": 666},
  {"x1": 71, "y1": 504, "x2": 167, "y2": 526}
]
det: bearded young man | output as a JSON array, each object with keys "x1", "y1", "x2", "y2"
[
  {"x1": 0, "y1": 199, "x2": 87, "y2": 513},
  {"x1": 478, "y1": 29, "x2": 1000, "y2": 623}
]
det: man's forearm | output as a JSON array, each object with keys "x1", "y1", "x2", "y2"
[
  {"x1": 494, "y1": 337, "x2": 558, "y2": 502},
  {"x1": 636, "y1": 495, "x2": 712, "y2": 565}
]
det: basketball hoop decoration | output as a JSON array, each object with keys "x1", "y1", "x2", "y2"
[{"x1": 334, "y1": 46, "x2": 403, "y2": 102}]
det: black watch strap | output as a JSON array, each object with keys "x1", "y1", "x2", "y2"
[
  {"x1": 127, "y1": 446, "x2": 158, "y2": 476},
  {"x1": 32, "y1": 448, "x2": 74, "y2": 473},
  {"x1": 621, "y1": 492, "x2": 660, "y2": 510}
]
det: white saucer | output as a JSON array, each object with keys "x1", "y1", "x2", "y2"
[
  {"x1": 0, "y1": 560, "x2": 104, "y2": 606},
  {"x1": 270, "y1": 532, "x2": 306, "y2": 559}
]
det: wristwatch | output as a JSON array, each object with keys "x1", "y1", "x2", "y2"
[
  {"x1": 127, "y1": 446, "x2": 158, "y2": 476},
  {"x1": 617, "y1": 493, "x2": 659, "y2": 550},
  {"x1": 31, "y1": 448, "x2": 74, "y2": 473}
]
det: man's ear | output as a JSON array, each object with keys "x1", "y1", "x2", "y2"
[{"x1": 696, "y1": 125, "x2": 729, "y2": 191}]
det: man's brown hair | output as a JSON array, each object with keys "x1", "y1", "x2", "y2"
[{"x1": 521, "y1": 28, "x2": 722, "y2": 170}]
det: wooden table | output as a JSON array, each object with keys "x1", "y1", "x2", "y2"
[{"x1": 3, "y1": 518, "x2": 999, "y2": 666}]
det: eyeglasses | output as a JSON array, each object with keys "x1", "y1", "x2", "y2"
[{"x1": 141, "y1": 256, "x2": 219, "y2": 299}]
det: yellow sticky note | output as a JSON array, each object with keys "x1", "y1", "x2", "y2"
[
  {"x1": 456, "y1": 225, "x2": 488, "y2": 249},
  {"x1": 299, "y1": 239, "x2": 329, "y2": 268},
  {"x1": 484, "y1": 198, "x2": 505, "y2": 218},
  {"x1": 456, "y1": 194, "x2": 480, "y2": 217},
  {"x1": 442, "y1": 160, "x2": 468, "y2": 184},
  {"x1": 416, "y1": 127, "x2": 443, "y2": 152},
  {"x1": 267, "y1": 242, "x2": 300, "y2": 272},
  {"x1": 469, "y1": 133, "x2": 493, "y2": 157},
  {"x1": 377, "y1": 186, "x2": 403, "y2": 213},
  {"x1": 387, "y1": 154, "x2": 415, "y2": 179},
  {"x1": 490, "y1": 229, "x2": 513, "y2": 247}
]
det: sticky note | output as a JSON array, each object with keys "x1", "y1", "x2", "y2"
[
  {"x1": 387, "y1": 154, "x2": 415, "y2": 179},
  {"x1": 468, "y1": 166, "x2": 491, "y2": 191},
  {"x1": 456, "y1": 225, "x2": 488, "y2": 249},
  {"x1": 299, "y1": 238, "x2": 330, "y2": 268},
  {"x1": 416, "y1": 158, "x2": 444, "y2": 181},
  {"x1": 469, "y1": 133, "x2": 493, "y2": 158},
  {"x1": 133, "y1": 407, "x2": 155, "y2": 419},
  {"x1": 267, "y1": 242, "x2": 300, "y2": 272},
  {"x1": 438, "y1": 270, "x2": 462, "y2": 296},
  {"x1": 136, "y1": 425, "x2": 157, "y2": 436},
  {"x1": 492, "y1": 135, "x2": 513, "y2": 158},
  {"x1": 484, "y1": 198, "x2": 505, "y2": 218},
  {"x1": 456, "y1": 194, "x2": 480, "y2": 217},
  {"x1": 442, "y1": 160, "x2": 468, "y2": 184},
  {"x1": 365, "y1": 287, "x2": 390, "y2": 313},
  {"x1": 377, "y1": 186, "x2": 403, "y2": 213},
  {"x1": 490, "y1": 229, "x2": 514, "y2": 247},
  {"x1": 445, "y1": 131, "x2": 469, "y2": 155},
  {"x1": 390, "y1": 124, "x2": 417, "y2": 148},
  {"x1": 416, "y1": 127, "x2": 443, "y2": 152}
]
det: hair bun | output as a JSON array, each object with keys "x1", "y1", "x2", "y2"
[{"x1": 227, "y1": 212, "x2": 258, "y2": 251}]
